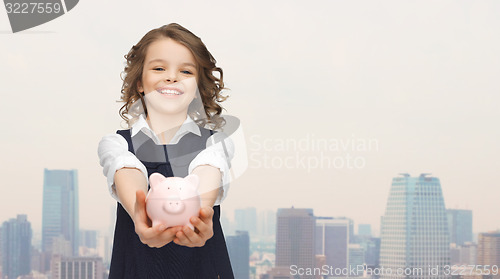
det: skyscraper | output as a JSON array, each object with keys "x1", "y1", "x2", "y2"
[
  {"x1": 450, "y1": 242, "x2": 476, "y2": 265},
  {"x1": 258, "y1": 209, "x2": 277, "y2": 237},
  {"x1": 379, "y1": 173, "x2": 450, "y2": 279},
  {"x1": 477, "y1": 231, "x2": 500, "y2": 277},
  {"x1": 1, "y1": 214, "x2": 32, "y2": 279},
  {"x1": 50, "y1": 255, "x2": 104, "y2": 279},
  {"x1": 332, "y1": 217, "x2": 355, "y2": 244},
  {"x1": 353, "y1": 234, "x2": 381, "y2": 268},
  {"x1": 235, "y1": 207, "x2": 257, "y2": 236},
  {"x1": 364, "y1": 237, "x2": 381, "y2": 267},
  {"x1": 446, "y1": 209, "x2": 473, "y2": 245},
  {"x1": 276, "y1": 208, "x2": 315, "y2": 278},
  {"x1": 220, "y1": 210, "x2": 235, "y2": 236},
  {"x1": 349, "y1": 244, "x2": 365, "y2": 273},
  {"x1": 315, "y1": 217, "x2": 349, "y2": 272},
  {"x1": 226, "y1": 230, "x2": 250, "y2": 279},
  {"x1": 358, "y1": 224, "x2": 372, "y2": 237},
  {"x1": 80, "y1": 230, "x2": 98, "y2": 250},
  {"x1": 79, "y1": 230, "x2": 98, "y2": 257},
  {"x1": 42, "y1": 169, "x2": 79, "y2": 257}
]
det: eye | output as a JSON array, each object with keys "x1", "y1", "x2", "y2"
[
  {"x1": 153, "y1": 67, "x2": 165, "y2": 71},
  {"x1": 181, "y1": 70, "x2": 192, "y2": 75}
]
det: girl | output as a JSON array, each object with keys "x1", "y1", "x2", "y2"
[{"x1": 98, "y1": 23, "x2": 234, "y2": 278}]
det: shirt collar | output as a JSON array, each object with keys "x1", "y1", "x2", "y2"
[{"x1": 131, "y1": 114, "x2": 201, "y2": 145}]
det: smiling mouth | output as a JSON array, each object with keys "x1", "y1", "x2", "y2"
[{"x1": 156, "y1": 87, "x2": 184, "y2": 95}]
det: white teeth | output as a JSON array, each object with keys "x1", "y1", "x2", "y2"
[{"x1": 158, "y1": 89, "x2": 182, "y2": 95}]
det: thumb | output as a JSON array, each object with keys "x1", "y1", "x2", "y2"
[
  {"x1": 134, "y1": 190, "x2": 148, "y2": 225},
  {"x1": 200, "y1": 206, "x2": 214, "y2": 220}
]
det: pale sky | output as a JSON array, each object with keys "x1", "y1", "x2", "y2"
[{"x1": 0, "y1": 0, "x2": 498, "y2": 237}]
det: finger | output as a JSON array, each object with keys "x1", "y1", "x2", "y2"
[
  {"x1": 150, "y1": 227, "x2": 180, "y2": 247},
  {"x1": 195, "y1": 208, "x2": 214, "y2": 238},
  {"x1": 143, "y1": 226, "x2": 181, "y2": 248},
  {"x1": 152, "y1": 223, "x2": 166, "y2": 233},
  {"x1": 149, "y1": 224, "x2": 179, "y2": 239},
  {"x1": 137, "y1": 225, "x2": 159, "y2": 243},
  {"x1": 161, "y1": 226, "x2": 182, "y2": 239},
  {"x1": 190, "y1": 217, "x2": 209, "y2": 238},
  {"x1": 181, "y1": 226, "x2": 203, "y2": 247},
  {"x1": 199, "y1": 207, "x2": 214, "y2": 222},
  {"x1": 174, "y1": 226, "x2": 202, "y2": 247},
  {"x1": 184, "y1": 225, "x2": 202, "y2": 242},
  {"x1": 174, "y1": 230, "x2": 190, "y2": 246},
  {"x1": 134, "y1": 190, "x2": 150, "y2": 233},
  {"x1": 196, "y1": 207, "x2": 213, "y2": 228},
  {"x1": 134, "y1": 190, "x2": 146, "y2": 220}
]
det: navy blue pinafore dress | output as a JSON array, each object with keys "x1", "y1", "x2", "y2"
[{"x1": 109, "y1": 128, "x2": 234, "y2": 279}]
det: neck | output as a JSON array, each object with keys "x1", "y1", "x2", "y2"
[{"x1": 146, "y1": 111, "x2": 188, "y2": 144}]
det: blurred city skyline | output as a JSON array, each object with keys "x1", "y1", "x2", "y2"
[
  {"x1": 2, "y1": 172, "x2": 497, "y2": 278},
  {"x1": 1, "y1": 166, "x2": 497, "y2": 239}
]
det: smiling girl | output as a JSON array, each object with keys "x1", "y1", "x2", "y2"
[{"x1": 98, "y1": 23, "x2": 234, "y2": 278}]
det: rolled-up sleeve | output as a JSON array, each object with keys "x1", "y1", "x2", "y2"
[
  {"x1": 97, "y1": 133, "x2": 149, "y2": 202},
  {"x1": 188, "y1": 132, "x2": 235, "y2": 205}
]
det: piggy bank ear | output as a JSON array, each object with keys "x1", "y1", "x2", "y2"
[
  {"x1": 184, "y1": 174, "x2": 200, "y2": 189},
  {"x1": 149, "y1": 173, "x2": 167, "y2": 188}
]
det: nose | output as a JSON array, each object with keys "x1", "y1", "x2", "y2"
[{"x1": 164, "y1": 70, "x2": 178, "y2": 83}]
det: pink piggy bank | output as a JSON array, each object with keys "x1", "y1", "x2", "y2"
[{"x1": 145, "y1": 173, "x2": 201, "y2": 230}]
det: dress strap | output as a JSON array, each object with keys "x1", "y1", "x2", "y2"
[{"x1": 116, "y1": 129, "x2": 134, "y2": 153}]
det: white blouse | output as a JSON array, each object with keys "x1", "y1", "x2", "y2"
[{"x1": 97, "y1": 114, "x2": 234, "y2": 206}]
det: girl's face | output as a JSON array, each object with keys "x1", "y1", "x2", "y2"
[{"x1": 138, "y1": 37, "x2": 198, "y2": 119}]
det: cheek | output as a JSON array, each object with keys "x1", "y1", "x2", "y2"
[
  {"x1": 141, "y1": 73, "x2": 158, "y2": 91},
  {"x1": 184, "y1": 77, "x2": 198, "y2": 95}
]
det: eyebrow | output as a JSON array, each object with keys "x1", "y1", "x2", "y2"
[{"x1": 146, "y1": 59, "x2": 196, "y2": 68}]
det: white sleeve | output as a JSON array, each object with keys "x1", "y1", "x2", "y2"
[
  {"x1": 188, "y1": 132, "x2": 235, "y2": 205},
  {"x1": 97, "y1": 133, "x2": 149, "y2": 202}
]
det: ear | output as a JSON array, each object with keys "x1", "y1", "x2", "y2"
[
  {"x1": 149, "y1": 173, "x2": 167, "y2": 188},
  {"x1": 184, "y1": 174, "x2": 199, "y2": 189},
  {"x1": 137, "y1": 80, "x2": 143, "y2": 93}
]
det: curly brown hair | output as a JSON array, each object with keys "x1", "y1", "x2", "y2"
[{"x1": 119, "y1": 23, "x2": 227, "y2": 128}]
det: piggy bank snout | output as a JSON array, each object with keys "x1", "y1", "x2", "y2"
[{"x1": 162, "y1": 196, "x2": 185, "y2": 214}]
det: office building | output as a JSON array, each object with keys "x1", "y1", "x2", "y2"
[
  {"x1": 276, "y1": 207, "x2": 315, "y2": 278},
  {"x1": 50, "y1": 255, "x2": 104, "y2": 279},
  {"x1": 1, "y1": 214, "x2": 32, "y2": 279},
  {"x1": 235, "y1": 207, "x2": 257, "y2": 236},
  {"x1": 358, "y1": 224, "x2": 372, "y2": 237},
  {"x1": 227, "y1": 230, "x2": 250, "y2": 279},
  {"x1": 477, "y1": 231, "x2": 500, "y2": 278},
  {"x1": 315, "y1": 217, "x2": 349, "y2": 272},
  {"x1": 450, "y1": 242, "x2": 477, "y2": 265},
  {"x1": 379, "y1": 173, "x2": 450, "y2": 279},
  {"x1": 349, "y1": 244, "x2": 365, "y2": 275},
  {"x1": 42, "y1": 169, "x2": 79, "y2": 257},
  {"x1": 446, "y1": 209, "x2": 473, "y2": 245},
  {"x1": 258, "y1": 209, "x2": 277, "y2": 237},
  {"x1": 80, "y1": 230, "x2": 97, "y2": 249},
  {"x1": 364, "y1": 237, "x2": 381, "y2": 267}
]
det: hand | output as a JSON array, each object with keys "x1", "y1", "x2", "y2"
[
  {"x1": 133, "y1": 190, "x2": 183, "y2": 248},
  {"x1": 173, "y1": 206, "x2": 214, "y2": 247}
]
